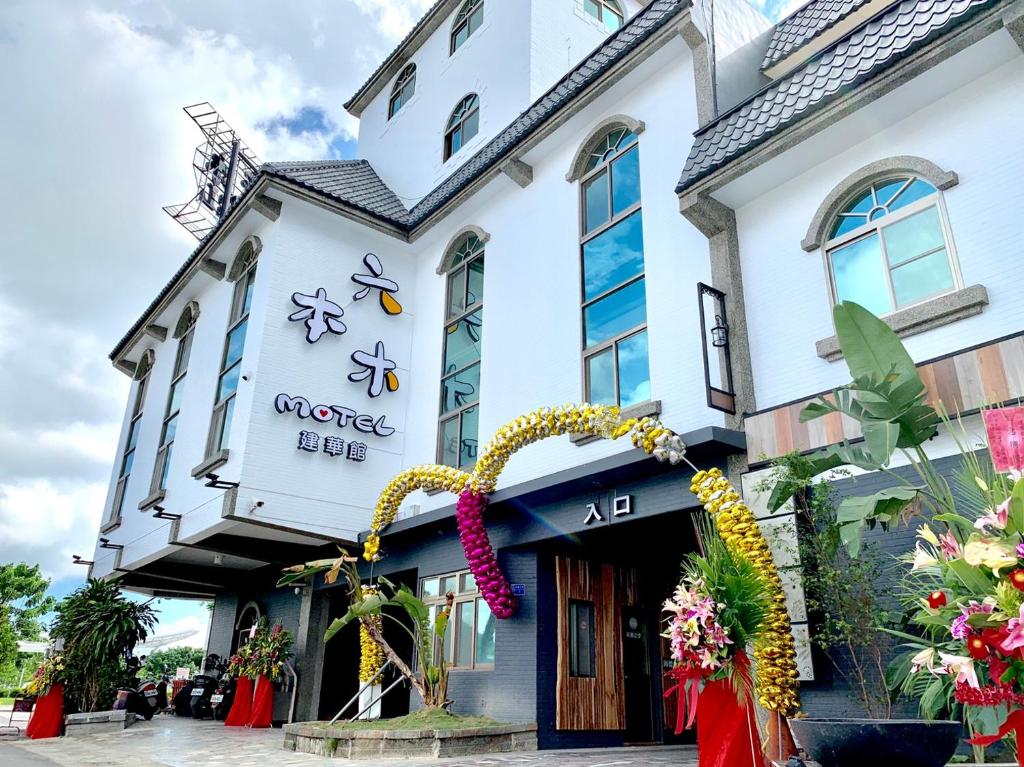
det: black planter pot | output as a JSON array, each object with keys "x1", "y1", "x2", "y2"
[{"x1": 788, "y1": 718, "x2": 961, "y2": 767}]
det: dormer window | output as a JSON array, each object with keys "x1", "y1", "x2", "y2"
[
  {"x1": 388, "y1": 64, "x2": 417, "y2": 119},
  {"x1": 450, "y1": 0, "x2": 484, "y2": 54},
  {"x1": 444, "y1": 94, "x2": 480, "y2": 161},
  {"x1": 584, "y1": 0, "x2": 624, "y2": 32}
]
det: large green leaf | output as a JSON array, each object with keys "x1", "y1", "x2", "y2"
[
  {"x1": 833, "y1": 301, "x2": 917, "y2": 385},
  {"x1": 947, "y1": 557, "x2": 996, "y2": 595},
  {"x1": 392, "y1": 584, "x2": 430, "y2": 625},
  {"x1": 835, "y1": 487, "x2": 920, "y2": 557},
  {"x1": 863, "y1": 421, "x2": 899, "y2": 467}
]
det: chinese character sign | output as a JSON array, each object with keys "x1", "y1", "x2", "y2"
[
  {"x1": 289, "y1": 288, "x2": 346, "y2": 343},
  {"x1": 350, "y1": 341, "x2": 399, "y2": 398},
  {"x1": 984, "y1": 406, "x2": 1024, "y2": 474},
  {"x1": 352, "y1": 253, "x2": 402, "y2": 315}
]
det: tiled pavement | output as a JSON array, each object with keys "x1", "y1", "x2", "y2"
[{"x1": 0, "y1": 716, "x2": 699, "y2": 767}]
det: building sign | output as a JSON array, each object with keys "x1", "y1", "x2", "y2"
[
  {"x1": 583, "y1": 502, "x2": 603, "y2": 525},
  {"x1": 583, "y1": 495, "x2": 633, "y2": 526},
  {"x1": 278, "y1": 253, "x2": 406, "y2": 465},
  {"x1": 511, "y1": 583, "x2": 527, "y2": 597}
]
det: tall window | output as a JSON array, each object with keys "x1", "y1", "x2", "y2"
[
  {"x1": 421, "y1": 570, "x2": 495, "y2": 669},
  {"x1": 388, "y1": 64, "x2": 417, "y2": 119},
  {"x1": 109, "y1": 351, "x2": 153, "y2": 523},
  {"x1": 439, "y1": 233, "x2": 484, "y2": 468},
  {"x1": 444, "y1": 95, "x2": 480, "y2": 161},
  {"x1": 207, "y1": 240, "x2": 259, "y2": 458},
  {"x1": 151, "y1": 305, "x2": 197, "y2": 495},
  {"x1": 450, "y1": 0, "x2": 484, "y2": 53},
  {"x1": 825, "y1": 176, "x2": 959, "y2": 315},
  {"x1": 579, "y1": 127, "x2": 649, "y2": 408},
  {"x1": 584, "y1": 0, "x2": 624, "y2": 32}
]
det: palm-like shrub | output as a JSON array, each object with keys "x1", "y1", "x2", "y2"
[{"x1": 50, "y1": 579, "x2": 156, "y2": 712}]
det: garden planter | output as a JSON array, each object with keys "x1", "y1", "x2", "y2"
[
  {"x1": 788, "y1": 718, "x2": 960, "y2": 767},
  {"x1": 25, "y1": 683, "x2": 63, "y2": 739},
  {"x1": 247, "y1": 675, "x2": 273, "y2": 728},
  {"x1": 224, "y1": 675, "x2": 253, "y2": 727}
]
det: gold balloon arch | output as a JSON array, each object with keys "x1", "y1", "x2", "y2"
[{"x1": 363, "y1": 403, "x2": 799, "y2": 715}]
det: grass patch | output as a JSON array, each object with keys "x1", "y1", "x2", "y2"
[
  {"x1": 308, "y1": 708, "x2": 501, "y2": 731},
  {"x1": 0, "y1": 698, "x2": 13, "y2": 706}
]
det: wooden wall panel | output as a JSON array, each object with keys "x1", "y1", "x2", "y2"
[
  {"x1": 745, "y1": 332, "x2": 1024, "y2": 466},
  {"x1": 555, "y1": 556, "x2": 625, "y2": 731}
]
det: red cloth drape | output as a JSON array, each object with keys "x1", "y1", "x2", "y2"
[
  {"x1": 224, "y1": 676, "x2": 254, "y2": 727},
  {"x1": 25, "y1": 684, "x2": 64, "y2": 740},
  {"x1": 247, "y1": 675, "x2": 273, "y2": 728},
  {"x1": 696, "y1": 653, "x2": 766, "y2": 767},
  {"x1": 968, "y1": 708, "x2": 1024, "y2": 766}
]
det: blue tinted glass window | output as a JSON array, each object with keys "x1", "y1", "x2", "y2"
[
  {"x1": 441, "y1": 362, "x2": 480, "y2": 414},
  {"x1": 617, "y1": 330, "x2": 650, "y2": 408},
  {"x1": 162, "y1": 414, "x2": 178, "y2": 446},
  {"x1": 584, "y1": 277, "x2": 646, "y2": 347},
  {"x1": 582, "y1": 211, "x2": 644, "y2": 301},
  {"x1": 883, "y1": 206, "x2": 944, "y2": 266},
  {"x1": 440, "y1": 417, "x2": 459, "y2": 467},
  {"x1": 443, "y1": 309, "x2": 483, "y2": 371},
  {"x1": 611, "y1": 146, "x2": 640, "y2": 216},
  {"x1": 583, "y1": 171, "x2": 609, "y2": 233},
  {"x1": 459, "y1": 406, "x2": 478, "y2": 468},
  {"x1": 830, "y1": 234, "x2": 891, "y2": 315},
  {"x1": 586, "y1": 349, "x2": 615, "y2": 405},
  {"x1": 218, "y1": 362, "x2": 241, "y2": 402},
  {"x1": 219, "y1": 397, "x2": 235, "y2": 451},
  {"x1": 888, "y1": 178, "x2": 936, "y2": 213},
  {"x1": 891, "y1": 250, "x2": 953, "y2": 306},
  {"x1": 224, "y1": 319, "x2": 248, "y2": 368}
]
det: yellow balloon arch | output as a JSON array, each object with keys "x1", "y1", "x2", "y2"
[{"x1": 363, "y1": 403, "x2": 799, "y2": 715}]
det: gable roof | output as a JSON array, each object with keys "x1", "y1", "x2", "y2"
[
  {"x1": 678, "y1": 0, "x2": 1000, "y2": 194},
  {"x1": 762, "y1": 0, "x2": 875, "y2": 68},
  {"x1": 110, "y1": 0, "x2": 688, "y2": 362}
]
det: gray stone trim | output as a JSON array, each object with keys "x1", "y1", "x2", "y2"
[
  {"x1": 501, "y1": 157, "x2": 534, "y2": 188},
  {"x1": 676, "y1": 16, "x2": 716, "y2": 125},
  {"x1": 252, "y1": 193, "x2": 282, "y2": 221},
  {"x1": 802, "y1": 156, "x2": 960, "y2": 251},
  {"x1": 199, "y1": 258, "x2": 227, "y2": 280},
  {"x1": 114, "y1": 358, "x2": 137, "y2": 378},
  {"x1": 565, "y1": 114, "x2": 647, "y2": 182},
  {"x1": 99, "y1": 518, "x2": 121, "y2": 534},
  {"x1": 191, "y1": 449, "x2": 230, "y2": 479},
  {"x1": 227, "y1": 235, "x2": 262, "y2": 281},
  {"x1": 678, "y1": 193, "x2": 756, "y2": 427},
  {"x1": 436, "y1": 225, "x2": 491, "y2": 274},
  {"x1": 815, "y1": 284, "x2": 989, "y2": 361},
  {"x1": 173, "y1": 301, "x2": 200, "y2": 339},
  {"x1": 143, "y1": 324, "x2": 167, "y2": 342},
  {"x1": 1005, "y1": 0, "x2": 1024, "y2": 48},
  {"x1": 570, "y1": 399, "x2": 662, "y2": 445},
  {"x1": 137, "y1": 490, "x2": 165, "y2": 512}
]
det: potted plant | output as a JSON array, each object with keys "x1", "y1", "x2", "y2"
[{"x1": 765, "y1": 302, "x2": 966, "y2": 766}]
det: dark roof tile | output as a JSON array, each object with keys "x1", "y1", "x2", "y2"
[{"x1": 763, "y1": 0, "x2": 873, "y2": 69}]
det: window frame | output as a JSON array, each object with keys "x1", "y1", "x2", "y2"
[
  {"x1": 206, "y1": 254, "x2": 257, "y2": 459},
  {"x1": 450, "y1": 0, "x2": 484, "y2": 54},
  {"x1": 388, "y1": 64, "x2": 417, "y2": 119},
  {"x1": 583, "y1": 0, "x2": 624, "y2": 31},
  {"x1": 822, "y1": 177, "x2": 962, "y2": 316},
  {"x1": 109, "y1": 354, "x2": 153, "y2": 524},
  {"x1": 419, "y1": 569, "x2": 495, "y2": 671},
  {"x1": 578, "y1": 130, "x2": 648, "y2": 408},
  {"x1": 444, "y1": 94, "x2": 480, "y2": 161},
  {"x1": 437, "y1": 234, "x2": 484, "y2": 469},
  {"x1": 151, "y1": 314, "x2": 196, "y2": 495},
  {"x1": 568, "y1": 599, "x2": 596, "y2": 678}
]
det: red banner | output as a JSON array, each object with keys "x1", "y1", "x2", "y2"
[
  {"x1": 25, "y1": 683, "x2": 64, "y2": 740},
  {"x1": 968, "y1": 708, "x2": 1024, "y2": 767},
  {"x1": 224, "y1": 675, "x2": 254, "y2": 727},
  {"x1": 247, "y1": 675, "x2": 273, "y2": 728}
]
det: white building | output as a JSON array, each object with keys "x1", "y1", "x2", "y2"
[{"x1": 89, "y1": 0, "x2": 1024, "y2": 741}]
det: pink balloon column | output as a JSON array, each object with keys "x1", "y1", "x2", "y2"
[{"x1": 455, "y1": 489, "x2": 514, "y2": 618}]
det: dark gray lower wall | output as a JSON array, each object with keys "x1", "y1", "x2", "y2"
[{"x1": 207, "y1": 593, "x2": 238, "y2": 658}]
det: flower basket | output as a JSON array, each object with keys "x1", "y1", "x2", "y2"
[
  {"x1": 25, "y1": 683, "x2": 64, "y2": 740},
  {"x1": 695, "y1": 652, "x2": 766, "y2": 767},
  {"x1": 224, "y1": 675, "x2": 253, "y2": 727}
]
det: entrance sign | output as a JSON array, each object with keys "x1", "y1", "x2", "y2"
[
  {"x1": 583, "y1": 502, "x2": 603, "y2": 525},
  {"x1": 613, "y1": 495, "x2": 632, "y2": 517}
]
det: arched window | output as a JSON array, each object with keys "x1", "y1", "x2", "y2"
[
  {"x1": 234, "y1": 601, "x2": 262, "y2": 651},
  {"x1": 388, "y1": 64, "x2": 417, "y2": 119},
  {"x1": 207, "y1": 239, "x2": 260, "y2": 460},
  {"x1": 825, "y1": 176, "x2": 959, "y2": 316},
  {"x1": 444, "y1": 95, "x2": 480, "y2": 161},
  {"x1": 578, "y1": 126, "x2": 649, "y2": 408},
  {"x1": 150, "y1": 304, "x2": 199, "y2": 497},
  {"x1": 109, "y1": 349, "x2": 154, "y2": 524},
  {"x1": 438, "y1": 231, "x2": 485, "y2": 468},
  {"x1": 450, "y1": 0, "x2": 484, "y2": 54},
  {"x1": 584, "y1": 0, "x2": 624, "y2": 32}
]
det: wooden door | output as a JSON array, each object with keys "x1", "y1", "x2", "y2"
[{"x1": 555, "y1": 555, "x2": 625, "y2": 730}]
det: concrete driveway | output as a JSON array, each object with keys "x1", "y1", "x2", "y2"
[{"x1": 0, "y1": 715, "x2": 699, "y2": 767}]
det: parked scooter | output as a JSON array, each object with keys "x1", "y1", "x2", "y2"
[
  {"x1": 210, "y1": 673, "x2": 236, "y2": 721},
  {"x1": 190, "y1": 654, "x2": 226, "y2": 720}
]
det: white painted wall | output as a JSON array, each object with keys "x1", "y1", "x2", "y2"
[
  {"x1": 91, "y1": 212, "x2": 276, "y2": 577},
  {"x1": 723, "y1": 35, "x2": 1024, "y2": 412}
]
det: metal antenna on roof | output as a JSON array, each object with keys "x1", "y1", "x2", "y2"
[{"x1": 162, "y1": 103, "x2": 261, "y2": 241}]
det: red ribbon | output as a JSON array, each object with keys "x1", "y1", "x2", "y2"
[
  {"x1": 664, "y1": 666, "x2": 704, "y2": 734},
  {"x1": 967, "y1": 708, "x2": 1024, "y2": 767}
]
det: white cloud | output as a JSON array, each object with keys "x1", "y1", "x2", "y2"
[{"x1": 351, "y1": 0, "x2": 437, "y2": 42}]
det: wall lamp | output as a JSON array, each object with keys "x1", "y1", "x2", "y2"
[
  {"x1": 98, "y1": 538, "x2": 124, "y2": 551},
  {"x1": 72, "y1": 554, "x2": 94, "y2": 566},
  {"x1": 152, "y1": 505, "x2": 182, "y2": 521},
  {"x1": 204, "y1": 473, "x2": 239, "y2": 490}
]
